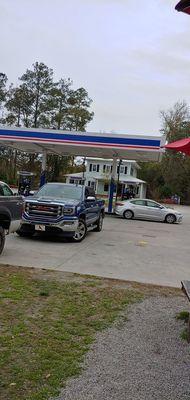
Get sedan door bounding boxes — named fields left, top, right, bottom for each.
left=144, top=200, right=164, bottom=221
left=129, top=200, right=148, bottom=219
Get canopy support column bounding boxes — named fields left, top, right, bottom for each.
left=108, top=156, right=117, bottom=213
left=40, top=150, right=47, bottom=187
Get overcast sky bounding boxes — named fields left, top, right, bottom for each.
left=1, top=0, right=190, bottom=136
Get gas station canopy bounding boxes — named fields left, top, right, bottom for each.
left=0, top=126, right=164, bottom=162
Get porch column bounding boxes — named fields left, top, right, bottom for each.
left=40, top=150, right=47, bottom=187
left=139, top=183, right=144, bottom=198
left=95, top=179, right=98, bottom=194
left=108, top=156, right=117, bottom=213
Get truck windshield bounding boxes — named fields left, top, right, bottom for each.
left=36, top=184, right=83, bottom=201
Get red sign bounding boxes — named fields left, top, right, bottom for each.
left=175, top=0, right=190, bottom=14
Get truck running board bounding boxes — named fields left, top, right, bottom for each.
left=87, top=224, right=97, bottom=232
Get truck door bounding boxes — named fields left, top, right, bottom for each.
left=84, top=187, right=99, bottom=225
left=0, top=183, right=23, bottom=221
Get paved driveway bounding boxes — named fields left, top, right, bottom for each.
left=1, top=205, right=189, bottom=287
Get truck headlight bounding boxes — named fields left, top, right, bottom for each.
left=58, top=206, right=63, bottom=216
left=64, top=207, right=75, bottom=215
left=25, top=202, right=29, bottom=212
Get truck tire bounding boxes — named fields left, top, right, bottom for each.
left=93, top=213, right=104, bottom=232
left=0, top=226, right=5, bottom=255
left=72, top=219, right=87, bottom=242
left=16, top=228, right=34, bottom=238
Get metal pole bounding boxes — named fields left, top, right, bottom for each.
left=82, top=157, right=86, bottom=185
left=40, top=150, right=47, bottom=187
left=108, top=156, right=117, bottom=213
left=115, top=159, right=122, bottom=203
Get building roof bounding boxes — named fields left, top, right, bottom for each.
left=86, top=157, right=138, bottom=161
left=65, top=172, right=146, bottom=184
left=85, top=157, right=140, bottom=166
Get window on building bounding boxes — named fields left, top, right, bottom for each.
left=104, top=183, right=109, bottom=192
left=117, top=165, right=126, bottom=174
left=88, top=181, right=96, bottom=190
left=70, top=178, right=83, bottom=185
left=90, top=164, right=100, bottom=172
left=91, top=182, right=96, bottom=189
left=89, top=163, right=100, bottom=172
left=103, top=165, right=111, bottom=173
left=131, top=167, right=134, bottom=176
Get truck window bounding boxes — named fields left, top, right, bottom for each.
left=2, top=184, right=13, bottom=196
left=85, top=187, right=95, bottom=198
left=36, top=184, right=83, bottom=201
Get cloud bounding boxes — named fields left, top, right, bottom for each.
left=1, top=0, right=190, bottom=136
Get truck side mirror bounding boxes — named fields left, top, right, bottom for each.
left=86, top=196, right=96, bottom=201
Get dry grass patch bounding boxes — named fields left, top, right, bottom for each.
left=0, top=265, right=143, bottom=400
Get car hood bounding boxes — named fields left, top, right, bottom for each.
left=25, top=196, right=80, bottom=207
left=163, top=206, right=181, bottom=214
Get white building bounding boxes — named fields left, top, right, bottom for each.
left=65, top=158, right=147, bottom=198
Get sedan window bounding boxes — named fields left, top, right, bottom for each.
left=146, top=200, right=161, bottom=208
left=130, top=200, right=146, bottom=206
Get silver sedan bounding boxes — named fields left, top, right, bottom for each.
left=114, top=199, right=183, bottom=223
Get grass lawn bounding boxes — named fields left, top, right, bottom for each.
left=0, top=265, right=144, bottom=400
left=0, top=265, right=180, bottom=400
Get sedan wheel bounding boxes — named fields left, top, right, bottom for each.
left=72, top=220, right=87, bottom=242
left=123, top=210, right=133, bottom=220
left=165, top=214, right=176, bottom=224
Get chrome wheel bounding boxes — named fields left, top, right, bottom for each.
left=165, top=214, right=176, bottom=224
left=123, top=210, right=133, bottom=220
left=73, top=220, right=87, bottom=242
left=99, top=214, right=103, bottom=230
left=94, top=213, right=104, bottom=232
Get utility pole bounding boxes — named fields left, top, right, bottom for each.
left=115, top=159, right=122, bottom=203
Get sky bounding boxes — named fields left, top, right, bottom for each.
left=1, top=0, right=190, bottom=136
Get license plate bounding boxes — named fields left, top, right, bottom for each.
left=35, top=224, right=46, bottom=231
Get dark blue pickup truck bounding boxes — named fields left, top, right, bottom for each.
left=17, top=183, right=105, bottom=242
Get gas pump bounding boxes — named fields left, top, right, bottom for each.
left=17, top=171, right=35, bottom=196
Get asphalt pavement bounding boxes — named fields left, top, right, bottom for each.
left=1, top=205, right=189, bottom=287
